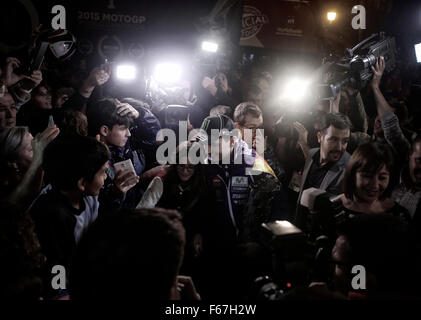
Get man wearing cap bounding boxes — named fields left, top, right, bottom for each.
left=194, top=114, right=288, bottom=297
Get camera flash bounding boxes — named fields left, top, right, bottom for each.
left=116, top=65, right=136, bottom=81
left=327, top=12, right=337, bottom=22
left=201, top=41, right=218, bottom=53
left=415, top=43, right=421, bottom=63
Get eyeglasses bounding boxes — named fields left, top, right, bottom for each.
left=177, top=164, right=196, bottom=171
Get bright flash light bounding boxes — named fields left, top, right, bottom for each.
left=116, top=65, right=136, bottom=80
left=327, top=12, right=337, bottom=21
left=281, top=78, right=310, bottom=103
left=275, top=221, right=295, bottom=228
left=153, top=63, right=182, bottom=84
left=415, top=43, right=421, bottom=63
left=201, top=41, right=218, bottom=53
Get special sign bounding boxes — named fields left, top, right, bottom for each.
left=241, top=5, right=269, bottom=40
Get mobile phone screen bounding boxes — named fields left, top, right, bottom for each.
left=48, top=115, right=55, bottom=127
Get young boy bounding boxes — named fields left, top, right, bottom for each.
left=87, top=98, right=161, bottom=210
left=30, top=135, right=109, bottom=297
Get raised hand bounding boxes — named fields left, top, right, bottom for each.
left=20, top=70, right=43, bottom=91
left=86, top=67, right=110, bottom=87
left=32, top=125, right=60, bottom=165
left=371, top=56, right=385, bottom=89
left=0, top=57, right=25, bottom=87
left=202, top=76, right=217, bottom=96
left=113, top=170, right=139, bottom=194
left=293, top=121, right=308, bottom=144
left=115, top=99, right=139, bottom=119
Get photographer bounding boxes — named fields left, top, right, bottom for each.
left=191, top=72, right=238, bottom=128
left=202, top=72, right=237, bottom=108
left=295, top=113, right=351, bottom=233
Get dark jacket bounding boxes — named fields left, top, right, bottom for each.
left=30, top=189, right=99, bottom=273
left=202, top=139, right=288, bottom=248
left=99, top=110, right=161, bottom=211
left=295, top=148, right=351, bottom=232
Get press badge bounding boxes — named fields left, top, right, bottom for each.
left=231, top=176, right=249, bottom=188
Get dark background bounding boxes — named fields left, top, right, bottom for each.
left=1, top=0, right=421, bottom=72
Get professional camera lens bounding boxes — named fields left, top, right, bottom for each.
left=350, top=54, right=377, bottom=72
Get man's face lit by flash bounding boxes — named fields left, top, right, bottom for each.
left=236, top=113, right=263, bottom=149
left=318, top=125, right=350, bottom=165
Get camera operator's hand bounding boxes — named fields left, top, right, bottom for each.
left=113, top=170, right=139, bottom=194
left=0, top=57, right=26, bottom=87
left=293, top=121, right=308, bottom=144
left=293, top=121, right=310, bottom=159
left=32, top=125, right=60, bottom=166
left=176, top=276, right=201, bottom=301
left=329, top=90, right=341, bottom=113
left=19, top=70, right=43, bottom=91
left=371, top=56, right=385, bottom=89
left=323, top=71, right=334, bottom=84
left=115, top=99, right=139, bottom=119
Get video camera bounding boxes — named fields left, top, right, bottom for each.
left=255, top=221, right=315, bottom=293
left=318, top=32, right=397, bottom=100
left=300, top=188, right=348, bottom=238
left=251, top=189, right=349, bottom=299
left=252, top=219, right=335, bottom=299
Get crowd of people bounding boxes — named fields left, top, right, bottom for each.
left=1, top=37, right=421, bottom=301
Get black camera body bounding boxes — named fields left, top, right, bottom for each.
left=319, top=32, right=397, bottom=100
left=253, top=219, right=337, bottom=300
left=257, top=221, right=316, bottom=290
left=349, top=34, right=397, bottom=88
left=252, top=190, right=350, bottom=300
left=300, top=188, right=348, bottom=238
